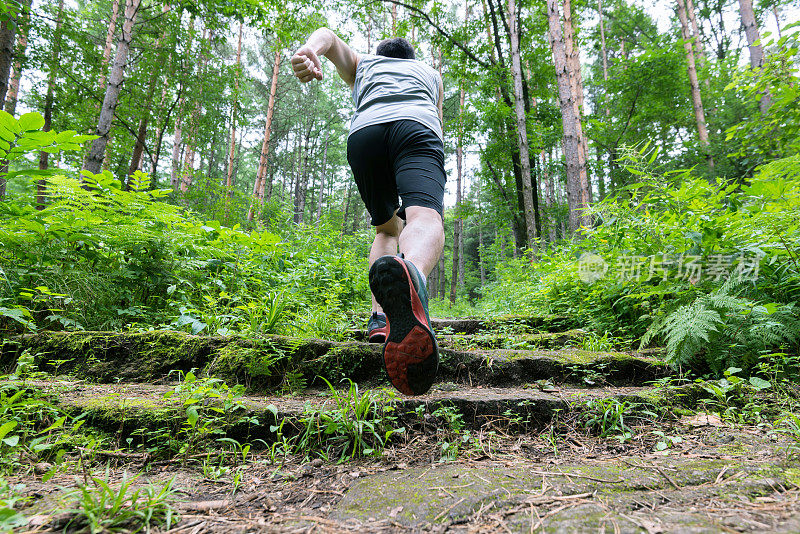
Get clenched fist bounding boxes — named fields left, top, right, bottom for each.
left=291, top=46, right=323, bottom=83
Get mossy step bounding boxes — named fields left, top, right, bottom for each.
left=439, top=347, right=669, bottom=386
left=0, top=331, right=669, bottom=391
left=16, top=379, right=668, bottom=443
left=438, top=329, right=589, bottom=351
left=431, top=315, right=575, bottom=335
left=348, top=315, right=577, bottom=340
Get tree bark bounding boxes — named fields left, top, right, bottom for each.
left=180, top=27, right=211, bottom=193
left=316, top=134, right=329, bottom=220
left=676, top=0, right=714, bottom=170
left=547, top=0, right=591, bottom=233
left=33, top=0, right=64, bottom=207
left=508, top=0, right=538, bottom=252
left=225, top=21, right=243, bottom=203
left=563, top=0, right=591, bottom=203
left=83, top=0, right=142, bottom=174
left=248, top=46, right=282, bottom=221
left=738, top=0, right=771, bottom=113
left=0, top=11, right=17, bottom=105
left=98, top=0, right=121, bottom=93
left=4, top=0, right=31, bottom=115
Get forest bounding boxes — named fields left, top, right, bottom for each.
left=0, top=0, right=799, bottom=530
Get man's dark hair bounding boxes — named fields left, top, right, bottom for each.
left=376, top=38, right=415, bottom=60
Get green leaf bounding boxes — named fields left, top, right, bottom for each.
left=0, top=109, right=19, bottom=134
left=0, top=420, right=18, bottom=440
left=2, top=435, right=20, bottom=447
left=186, top=406, right=199, bottom=427
left=18, top=112, right=45, bottom=132
left=749, top=377, right=771, bottom=390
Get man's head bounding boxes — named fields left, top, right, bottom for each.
left=376, top=38, right=415, bottom=60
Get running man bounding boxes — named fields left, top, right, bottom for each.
left=291, top=28, right=445, bottom=396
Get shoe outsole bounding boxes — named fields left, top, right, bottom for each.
left=369, top=256, right=438, bottom=396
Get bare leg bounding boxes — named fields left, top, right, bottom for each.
left=398, top=206, right=444, bottom=278
left=369, top=214, right=403, bottom=312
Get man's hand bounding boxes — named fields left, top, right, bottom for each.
left=291, top=46, right=323, bottom=83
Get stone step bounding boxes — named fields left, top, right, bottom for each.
left=0, top=331, right=670, bottom=391
left=17, top=379, right=669, bottom=446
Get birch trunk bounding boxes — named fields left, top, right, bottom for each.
left=0, top=11, right=17, bottom=105
left=180, top=27, right=211, bottom=193
left=83, top=0, right=142, bottom=174
left=98, top=0, right=121, bottom=92
left=316, top=135, right=329, bottom=220
left=547, top=0, right=591, bottom=233
left=248, top=46, right=282, bottom=221
left=450, top=2, right=469, bottom=304
left=508, top=0, right=537, bottom=251
left=676, top=0, right=714, bottom=170
left=4, top=0, right=31, bottom=115
left=738, top=0, right=771, bottom=113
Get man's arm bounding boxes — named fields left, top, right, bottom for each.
left=291, top=28, right=359, bottom=87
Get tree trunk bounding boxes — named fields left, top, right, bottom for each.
left=598, top=0, right=610, bottom=118
left=170, top=109, right=183, bottom=190
left=676, top=0, right=714, bottom=170
left=180, top=27, right=211, bottom=193
left=83, top=0, right=142, bottom=174
left=563, top=0, right=591, bottom=203
left=33, top=0, right=64, bottom=207
left=547, top=0, right=591, bottom=233
left=225, top=21, right=243, bottom=204
left=126, top=4, right=170, bottom=187
left=508, top=0, right=537, bottom=252
left=98, top=0, right=121, bottom=93
left=0, top=13, right=17, bottom=105
left=248, top=46, right=282, bottom=220
left=316, top=135, right=329, bottom=220
left=4, top=0, right=31, bottom=115
left=738, top=0, right=771, bottom=113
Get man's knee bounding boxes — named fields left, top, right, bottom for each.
left=405, top=206, right=443, bottom=230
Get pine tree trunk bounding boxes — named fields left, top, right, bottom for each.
left=738, top=0, right=771, bottom=113
left=4, top=0, right=31, bottom=115
left=508, top=0, right=537, bottom=252
left=676, top=0, right=714, bottom=170
left=126, top=5, right=170, bottom=187
left=83, top=0, right=142, bottom=174
left=316, top=135, right=329, bottom=220
left=547, top=0, right=591, bottom=233
left=248, top=46, right=282, bottom=221
left=170, top=109, right=183, bottom=190
left=225, top=22, right=243, bottom=204
left=180, top=27, right=211, bottom=193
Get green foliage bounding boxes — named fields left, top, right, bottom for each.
left=480, top=148, right=800, bottom=375
left=0, top=478, right=28, bottom=532
left=66, top=472, right=178, bottom=534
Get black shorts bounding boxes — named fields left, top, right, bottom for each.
left=347, top=120, right=446, bottom=226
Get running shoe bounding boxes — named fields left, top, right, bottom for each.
left=367, top=312, right=388, bottom=343
left=368, top=255, right=438, bottom=395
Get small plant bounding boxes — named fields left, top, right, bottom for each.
left=0, top=478, right=28, bottom=531
left=651, top=430, right=683, bottom=453
left=581, top=331, right=615, bottom=352
left=581, top=398, right=638, bottom=441
left=291, top=379, right=403, bottom=461
left=66, top=472, right=178, bottom=533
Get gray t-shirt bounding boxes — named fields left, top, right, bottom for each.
left=349, top=54, right=443, bottom=141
